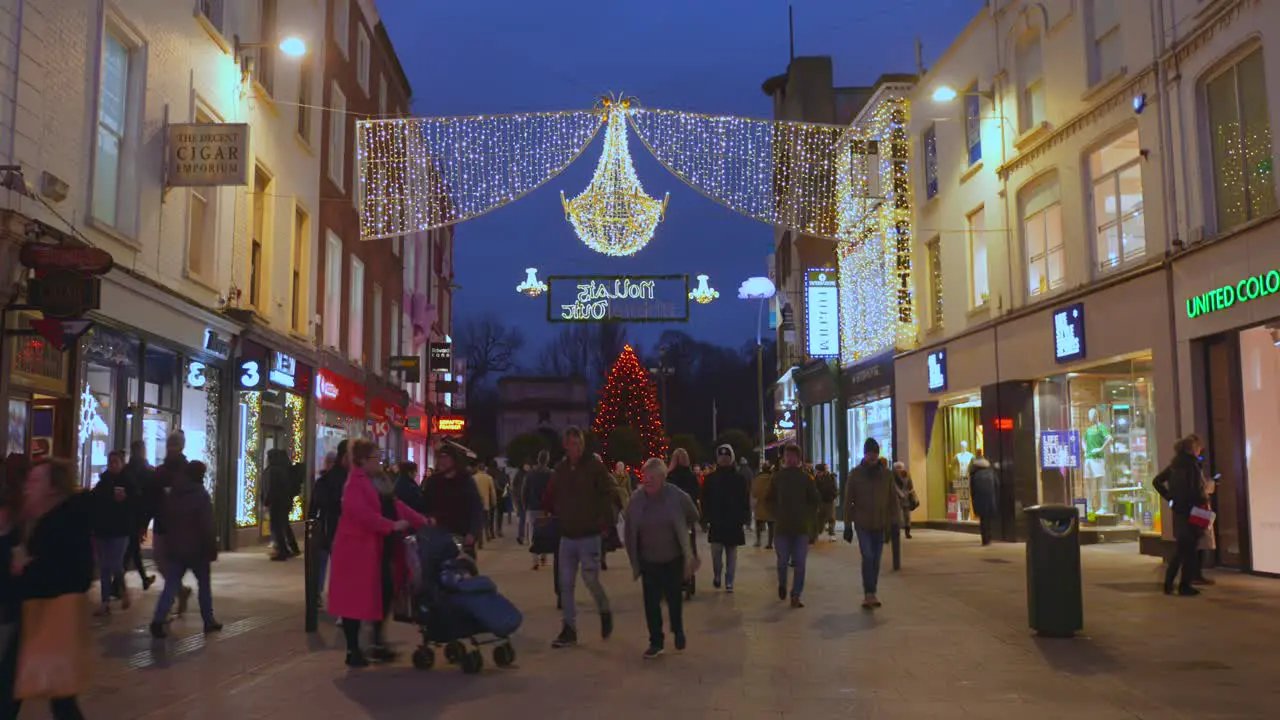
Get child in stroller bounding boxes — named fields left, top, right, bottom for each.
left=401, top=525, right=522, bottom=673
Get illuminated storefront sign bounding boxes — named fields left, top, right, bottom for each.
left=1185, top=269, right=1280, bottom=319
left=927, top=349, right=947, bottom=393
left=1053, top=303, right=1086, bottom=363
left=314, top=369, right=367, bottom=417
left=547, top=275, right=689, bottom=322
left=270, top=352, right=298, bottom=388
left=433, top=415, right=467, bottom=435
left=804, top=268, right=839, bottom=359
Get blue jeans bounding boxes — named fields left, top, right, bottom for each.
left=558, top=535, right=610, bottom=628
left=517, top=508, right=528, bottom=542
left=774, top=534, right=809, bottom=598
left=856, top=527, right=886, bottom=594
left=316, top=549, right=331, bottom=596
left=96, top=536, right=129, bottom=605
left=710, top=543, right=737, bottom=585
left=153, top=559, right=214, bottom=625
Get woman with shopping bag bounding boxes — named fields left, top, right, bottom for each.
left=7, top=458, right=94, bottom=719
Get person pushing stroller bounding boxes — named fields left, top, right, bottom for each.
left=420, top=445, right=486, bottom=560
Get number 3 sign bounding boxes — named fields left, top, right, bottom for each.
left=239, top=360, right=263, bottom=390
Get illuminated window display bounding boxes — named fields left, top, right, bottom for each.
left=1035, top=355, right=1157, bottom=533
left=234, top=345, right=311, bottom=528
left=180, top=361, right=220, bottom=496
left=847, top=397, right=893, bottom=470
left=924, top=393, right=983, bottom=522
left=77, top=329, right=139, bottom=488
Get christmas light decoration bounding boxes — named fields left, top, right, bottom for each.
left=238, top=391, right=261, bottom=528
left=78, top=383, right=109, bottom=447
left=358, top=110, right=605, bottom=241
left=201, top=370, right=221, bottom=497
left=836, top=93, right=918, bottom=362
left=562, top=99, right=668, bottom=256
left=591, top=345, right=668, bottom=472
left=516, top=267, right=548, bottom=297
left=286, top=393, right=306, bottom=522
left=628, top=108, right=855, bottom=239
left=688, top=274, right=719, bottom=304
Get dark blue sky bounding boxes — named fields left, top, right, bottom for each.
left=377, top=0, right=982, bottom=354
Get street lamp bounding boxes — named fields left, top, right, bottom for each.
left=930, top=84, right=995, bottom=103
left=739, top=276, right=776, bottom=468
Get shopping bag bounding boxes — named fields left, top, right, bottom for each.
left=15, top=594, right=92, bottom=700
left=529, top=517, right=559, bottom=555
left=1189, top=505, right=1215, bottom=529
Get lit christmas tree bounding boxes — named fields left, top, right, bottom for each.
left=592, top=345, right=669, bottom=470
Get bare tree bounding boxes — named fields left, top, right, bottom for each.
left=455, top=314, right=525, bottom=394
left=536, top=321, right=628, bottom=383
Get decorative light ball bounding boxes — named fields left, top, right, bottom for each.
left=688, top=274, right=719, bottom=304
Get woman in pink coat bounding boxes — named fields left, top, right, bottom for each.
left=327, top=438, right=427, bottom=667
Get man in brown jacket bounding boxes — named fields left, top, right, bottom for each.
left=543, top=427, right=616, bottom=648
left=844, top=437, right=899, bottom=609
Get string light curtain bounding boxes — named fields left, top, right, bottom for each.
left=358, top=110, right=605, bottom=241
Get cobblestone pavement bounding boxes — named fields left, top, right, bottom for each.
left=33, top=528, right=1280, bottom=719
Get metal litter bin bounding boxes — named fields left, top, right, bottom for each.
left=1024, top=504, right=1082, bottom=638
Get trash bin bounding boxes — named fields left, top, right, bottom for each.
left=1024, top=504, right=1082, bottom=638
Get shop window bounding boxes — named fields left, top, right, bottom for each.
left=847, top=397, right=893, bottom=472
left=1034, top=356, right=1157, bottom=534
left=181, top=361, right=220, bottom=495
left=1238, top=326, right=1280, bottom=573
left=1087, top=0, right=1122, bottom=86
left=140, top=345, right=181, bottom=470
left=1204, top=46, right=1276, bottom=234
left=78, top=329, right=140, bottom=488
left=1089, top=128, right=1145, bottom=273
left=922, top=124, right=938, bottom=199
left=1020, top=174, right=1065, bottom=297
left=324, top=232, right=343, bottom=349
left=925, top=393, right=983, bottom=522
left=1016, top=30, right=1045, bottom=132
left=966, top=206, right=988, bottom=307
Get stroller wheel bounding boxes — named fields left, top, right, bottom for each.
left=493, top=643, right=516, bottom=668
left=412, top=647, right=435, bottom=671
left=461, top=650, right=484, bottom=674
left=444, top=640, right=467, bottom=664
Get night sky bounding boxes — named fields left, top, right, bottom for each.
left=377, top=0, right=983, bottom=354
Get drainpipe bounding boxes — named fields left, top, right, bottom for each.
left=1153, top=0, right=1183, bottom=439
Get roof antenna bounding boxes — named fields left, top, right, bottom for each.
left=915, top=36, right=925, bottom=75
left=788, top=3, right=795, bottom=62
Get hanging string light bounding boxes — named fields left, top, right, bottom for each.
left=688, top=274, right=719, bottom=304
left=561, top=99, right=669, bottom=257
left=516, top=267, right=548, bottom=297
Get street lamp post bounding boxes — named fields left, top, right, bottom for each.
left=739, top=277, right=776, bottom=469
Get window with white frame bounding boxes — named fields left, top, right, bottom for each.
left=372, top=284, right=383, bottom=374
left=198, top=0, right=225, bottom=34
left=324, top=232, right=343, bottom=349
left=1205, top=47, right=1276, bottom=233
left=186, top=106, right=219, bottom=285
left=927, top=238, right=943, bottom=329
left=332, top=0, right=349, bottom=58
left=1021, top=175, right=1065, bottom=297
left=356, top=26, right=371, bottom=94
left=328, top=82, right=346, bottom=189
left=379, top=75, right=387, bottom=117
left=92, top=22, right=143, bottom=234
left=964, top=86, right=982, bottom=165
left=1090, top=129, right=1145, bottom=273
left=349, top=257, right=365, bottom=363
left=1016, top=31, right=1045, bottom=132
left=1088, top=0, right=1122, bottom=86
left=967, top=206, right=989, bottom=307
left=923, top=124, right=939, bottom=199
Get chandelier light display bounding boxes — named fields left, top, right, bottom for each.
left=355, top=97, right=872, bottom=244
left=516, top=267, right=548, bottom=297
left=688, top=274, right=719, bottom=304
left=561, top=98, right=669, bottom=257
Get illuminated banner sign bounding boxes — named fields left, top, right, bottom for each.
left=547, top=275, right=689, bottom=323
left=927, top=349, right=947, bottom=393
left=1053, top=303, right=1086, bottom=363
left=1185, top=269, right=1280, bottom=319
left=804, top=268, right=839, bottom=359
left=314, top=369, right=367, bottom=418
left=433, top=415, right=467, bottom=435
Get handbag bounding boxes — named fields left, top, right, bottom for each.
left=15, top=594, right=92, bottom=700
left=529, top=516, right=559, bottom=555
left=1189, top=505, right=1215, bottom=529
left=907, top=491, right=921, bottom=512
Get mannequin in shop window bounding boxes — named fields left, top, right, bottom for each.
left=1084, top=408, right=1113, bottom=510
left=955, top=441, right=974, bottom=520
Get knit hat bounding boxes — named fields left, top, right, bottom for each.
left=716, top=444, right=735, bottom=462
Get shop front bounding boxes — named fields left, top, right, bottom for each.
left=1174, top=223, right=1280, bottom=575
left=769, top=367, right=800, bottom=460
left=7, top=314, right=77, bottom=460
left=897, top=269, right=1174, bottom=545
left=369, top=395, right=407, bottom=464
left=231, top=340, right=313, bottom=547
left=404, top=405, right=431, bottom=468
left=794, top=359, right=841, bottom=472
left=843, top=350, right=896, bottom=473
left=314, top=367, right=368, bottom=472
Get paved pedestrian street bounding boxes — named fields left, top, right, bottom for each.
left=56, top=530, right=1280, bottom=719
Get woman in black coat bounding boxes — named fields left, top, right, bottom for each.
left=1153, top=434, right=1208, bottom=596
left=700, top=446, right=752, bottom=591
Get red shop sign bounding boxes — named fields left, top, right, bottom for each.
left=369, top=397, right=405, bottom=426
left=314, top=369, right=367, bottom=418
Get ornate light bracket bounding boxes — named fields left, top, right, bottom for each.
left=688, top=274, right=719, bottom=304
left=516, top=267, right=548, bottom=297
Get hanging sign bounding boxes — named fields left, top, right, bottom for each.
left=1053, top=303, right=1086, bottom=363
left=428, top=343, right=452, bottom=373
left=19, top=243, right=114, bottom=274
left=165, top=122, right=251, bottom=187
left=390, top=355, right=422, bottom=383
left=804, top=269, right=839, bottom=359
left=26, top=271, right=101, bottom=319
left=547, top=275, right=690, bottom=323
left=29, top=318, right=92, bottom=352
left=433, top=415, right=467, bottom=436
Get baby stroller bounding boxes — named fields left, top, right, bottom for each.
left=400, top=526, right=523, bottom=673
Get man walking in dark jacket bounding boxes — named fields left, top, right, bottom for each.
left=152, top=433, right=192, bottom=613
left=545, top=427, right=615, bottom=648
left=768, top=444, right=820, bottom=608
left=522, top=452, right=553, bottom=569
left=394, top=462, right=423, bottom=513
left=969, top=450, right=999, bottom=546
left=264, top=449, right=296, bottom=560
left=124, top=441, right=156, bottom=591
left=1154, top=434, right=1208, bottom=596
left=92, top=450, right=138, bottom=615
left=420, top=445, right=485, bottom=558
left=150, top=461, right=221, bottom=638
left=309, top=440, right=348, bottom=599
left=701, top=445, right=751, bottom=592
left=844, top=438, right=899, bottom=609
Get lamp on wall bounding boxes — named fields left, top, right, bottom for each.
left=233, top=33, right=308, bottom=84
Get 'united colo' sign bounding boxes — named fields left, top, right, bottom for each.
left=1185, top=269, right=1280, bottom=319
left=546, top=275, right=689, bottom=323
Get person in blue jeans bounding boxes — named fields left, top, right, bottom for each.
left=843, top=437, right=899, bottom=609
left=767, top=444, right=820, bottom=608
left=149, top=461, right=222, bottom=638
left=91, top=450, right=139, bottom=616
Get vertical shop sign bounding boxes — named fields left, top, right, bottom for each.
left=1052, top=303, right=1086, bottom=363
left=804, top=268, right=839, bottom=359
left=927, top=349, right=947, bottom=393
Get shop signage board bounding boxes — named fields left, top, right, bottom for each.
left=547, top=275, right=690, bottom=323
left=19, top=244, right=114, bottom=274
left=26, top=271, right=101, bottom=319
left=390, top=355, right=421, bottom=383
left=844, top=350, right=895, bottom=399
left=1040, top=430, right=1081, bottom=469
left=1184, top=269, right=1280, bottom=319
left=927, top=349, right=947, bottom=393
left=433, top=415, right=467, bottom=436
left=270, top=352, right=298, bottom=389
left=804, top=268, right=839, bottom=359
left=186, top=360, right=208, bottom=389
left=165, top=122, right=250, bottom=187
left=1053, top=303, right=1086, bottom=363
left=203, top=329, right=231, bottom=359
left=428, top=343, right=452, bottom=372
left=314, top=369, right=368, bottom=417
left=237, top=357, right=265, bottom=390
